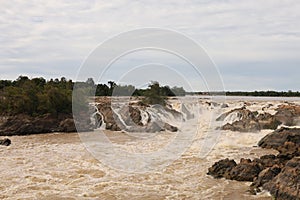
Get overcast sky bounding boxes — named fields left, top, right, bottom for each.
left=0, top=0, right=299, bottom=91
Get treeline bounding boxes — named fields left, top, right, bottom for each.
left=191, top=91, right=300, bottom=97
left=0, top=76, right=186, bottom=116
left=0, top=76, right=73, bottom=116
left=225, top=91, right=300, bottom=97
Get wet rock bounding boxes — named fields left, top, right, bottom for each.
left=207, top=158, right=237, bottom=179
left=163, top=123, right=178, bottom=132
left=258, top=127, right=300, bottom=151
left=257, top=113, right=281, bottom=130
left=222, top=119, right=261, bottom=132
left=263, top=157, right=300, bottom=200
left=217, top=108, right=261, bottom=132
left=226, top=158, right=263, bottom=182
left=251, top=165, right=281, bottom=189
left=221, top=103, right=229, bottom=108
left=274, top=104, right=300, bottom=126
left=0, top=138, right=11, bottom=146
left=0, top=114, right=90, bottom=136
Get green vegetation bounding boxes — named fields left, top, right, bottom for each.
left=142, top=81, right=167, bottom=106
left=0, top=76, right=73, bottom=116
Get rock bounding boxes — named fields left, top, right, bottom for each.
left=217, top=108, right=261, bottom=132
left=59, top=118, right=76, bottom=132
left=226, top=158, right=263, bottom=182
left=258, top=127, right=300, bottom=151
left=216, top=107, right=255, bottom=121
left=274, top=104, right=300, bottom=126
left=0, top=138, right=11, bottom=146
left=221, top=103, right=229, bottom=108
left=251, top=165, right=281, bottom=189
left=222, top=119, right=261, bottom=132
left=257, top=113, right=281, bottom=130
left=217, top=104, right=300, bottom=132
left=163, top=123, right=178, bottom=132
left=207, top=158, right=237, bottom=179
left=263, top=157, right=300, bottom=200
left=95, top=100, right=181, bottom=133
left=0, top=112, right=93, bottom=136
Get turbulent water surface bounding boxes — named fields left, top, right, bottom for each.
left=1, top=97, right=299, bottom=200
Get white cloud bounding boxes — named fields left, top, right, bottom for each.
left=0, top=0, right=299, bottom=90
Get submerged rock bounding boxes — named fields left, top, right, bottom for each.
left=0, top=138, right=11, bottom=146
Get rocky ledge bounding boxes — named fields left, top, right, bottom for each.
left=208, top=127, right=300, bottom=200
left=91, top=100, right=181, bottom=133
left=0, top=113, right=91, bottom=136
left=217, top=103, right=300, bottom=132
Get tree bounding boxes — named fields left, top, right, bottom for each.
left=143, top=81, right=166, bottom=106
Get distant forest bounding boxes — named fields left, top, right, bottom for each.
left=0, top=76, right=299, bottom=116
left=190, top=91, right=300, bottom=97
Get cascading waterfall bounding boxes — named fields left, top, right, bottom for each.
left=89, top=99, right=202, bottom=132
left=90, top=103, right=106, bottom=130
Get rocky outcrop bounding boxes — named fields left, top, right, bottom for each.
left=94, top=100, right=180, bottom=133
left=258, top=127, right=300, bottom=153
left=217, top=108, right=261, bottom=132
left=208, top=127, right=300, bottom=198
left=207, top=158, right=237, bottom=179
left=256, top=113, right=281, bottom=130
left=263, top=157, right=300, bottom=200
left=0, top=138, right=11, bottom=146
left=0, top=114, right=90, bottom=136
left=226, top=158, right=263, bottom=182
left=217, top=104, right=300, bottom=132
left=275, top=104, right=300, bottom=126
left=251, top=165, right=281, bottom=190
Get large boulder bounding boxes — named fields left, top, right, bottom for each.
left=258, top=127, right=300, bottom=151
left=226, top=158, right=263, bottom=182
left=217, top=108, right=261, bottom=132
left=207, top=158, right=237, bottom=179
left=274, top=104, right=300, bottom=126
left=256, top=113, right=281, bottom=130
left=221, top=119, right=261, bottom=132
left=264, top=157, right=300, bottom=200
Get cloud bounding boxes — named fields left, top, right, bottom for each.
left=0, top=0, right=299, bottom=90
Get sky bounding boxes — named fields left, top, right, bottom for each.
left=0, top=0, right=299, bottom=91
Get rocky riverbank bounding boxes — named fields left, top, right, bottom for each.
left=209, top=108, right=300, bottom=200
left=0, top=114, right=78, bottom=136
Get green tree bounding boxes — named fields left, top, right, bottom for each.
left=143, top=81, right=166, bottom=106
